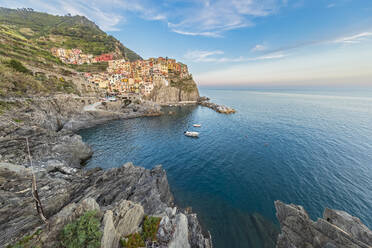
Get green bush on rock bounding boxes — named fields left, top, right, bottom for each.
left=6, top=229, right=42, bottom=248
left=59, top=210, right=102, bottom=248
left=120, top=233, right=145, bottom=248
left=120, top=215, right=162, bottom=248
left=142, top=216, right=161, bottom=242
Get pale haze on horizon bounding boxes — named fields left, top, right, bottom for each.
left=1, top=0, right=371, bottom=87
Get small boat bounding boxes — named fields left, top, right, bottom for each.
left=193, top=124, right=201, bottom=127
left=184, top=131, right=199, bottom=137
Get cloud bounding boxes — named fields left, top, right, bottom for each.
left=253, top=30, right=372, bottom=57
left=58, top=1, right=123, bottom=31
left=166, top=0, right=286, bottom=37
left=327, top=3, right=336, bottom=8
left=195, top=42, right=372, bottom=86
left=333, top=32, right=372, bottom=44
left=184, top=50, right=225, bottom=62
left=0, top=0, right=168, bottom=31
left=255, top=53, right=286, bottom=60
left=0, top=0, right=127, bottom=31
left=0, top=0, right=287, bottom=36
left=184, top=49, right=287, bottom=63
left=251, top=44, right=267, bottom=52
left=171, top=29, right=222, bottom=38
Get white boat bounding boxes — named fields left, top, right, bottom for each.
left=184, top=131, right=199, bottom=137
left=193, top=124, right=201, bottom=127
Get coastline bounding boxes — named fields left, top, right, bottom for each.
left=1, top=94, right=371, bottom=248
left=0, top=95, right=212, bottom=247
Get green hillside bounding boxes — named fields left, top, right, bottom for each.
left=0, top=7, right=142, bottom=61
left=0, top=7, right=142, bottom=97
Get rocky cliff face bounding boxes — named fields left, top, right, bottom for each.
left=275, top=200, right=372, bottom=248
left=0, top=161, right=212, bottom=247
left=0, top=95, right=212, bottom=247
left=148, top=76, right=200, bottom=104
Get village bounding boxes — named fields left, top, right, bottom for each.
left=51, top=48, right=190, bottom=98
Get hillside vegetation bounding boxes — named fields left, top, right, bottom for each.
left=0, top=7, right=142, bottom=61
left=0, top=7, right=142, bottom=97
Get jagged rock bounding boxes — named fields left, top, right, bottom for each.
left=0, top=95, right=211, bottom=248
left=101, top=210, right=120, bottom=248
left=40, top=197, right=101, bottom=248
left=158, top=215, right=174, bottom=244
left=275, top=200, right=372, bottom=248
left=0, top=125, right=92, bottom=168
left=75, top=163, right=174, bottom=215
left=187, top=213, right=212, bottom=248
left=158, top=207, right=178, bottom=245
left=168, top=213, right=190, bottom=248
left=323, top=208, right=372, bottom=245
left=113, top=200, right=144, bottom=237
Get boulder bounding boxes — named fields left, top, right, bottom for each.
left=101, top=210, right=119, bottom=248
left=168, top=213, right=190, bottom=248
left=275, top=200, right=372, bottom=248
left=113, top=200, right=144, bottom=237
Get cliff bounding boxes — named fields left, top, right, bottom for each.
left=0, top=96, right=212, bottom=248
left=275, top=200, right=372, bottom=248
left=148, top=75, right=200, bottom=104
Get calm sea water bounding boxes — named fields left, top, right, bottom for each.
left=79, top=89, right=372, bottom=248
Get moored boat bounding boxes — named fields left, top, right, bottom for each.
left=184, top=131, right=199, bottom=137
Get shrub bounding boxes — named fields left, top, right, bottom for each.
left=120, top=233, right=145, bottom=248
left=142, top=216, right=161, bottom=242
left=6, top=229, right=42, bottom=248
left=59, top=210, right=102, bottom=248
left=7, top=59, right=31, bottom=74
left=119, top=215, right=161, bottom=248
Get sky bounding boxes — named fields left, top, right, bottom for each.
left=1, top=0, right=372, bottom=87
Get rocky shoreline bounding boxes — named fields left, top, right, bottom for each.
left=1, top=94, right=371, bottom=248
left=0, top=95, right=212, bottom=247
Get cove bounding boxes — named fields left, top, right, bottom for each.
left=79, top=89, right=372, bottom=248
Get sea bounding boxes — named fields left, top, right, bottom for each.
left=79, top=88, right=372, bottom=248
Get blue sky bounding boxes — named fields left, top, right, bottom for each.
left=1, top=0, right=372, bottom=87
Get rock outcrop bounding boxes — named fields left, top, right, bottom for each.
left=0, top=160, right=212, bottom=247
left=197, top=97, right=236, bottom=114
left=0, top=94, right=211, bottom=247
left=275, top=200, right=372, bottom=248
left=148, top=76, right=200, bottom=104
left=0, top=95, right=161, bottom=168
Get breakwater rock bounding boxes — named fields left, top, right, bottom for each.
left=275, top=200, right=372, bottom=248
left=198, top=97, right=236, bottom=114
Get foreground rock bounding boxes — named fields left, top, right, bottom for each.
left=198, top=97, right=236, bottom=114
left=275, top=200, right=372, bottom=248
left=0, top=94, right=211, bottom=247
left=0, top=162, right=212, bottom=247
